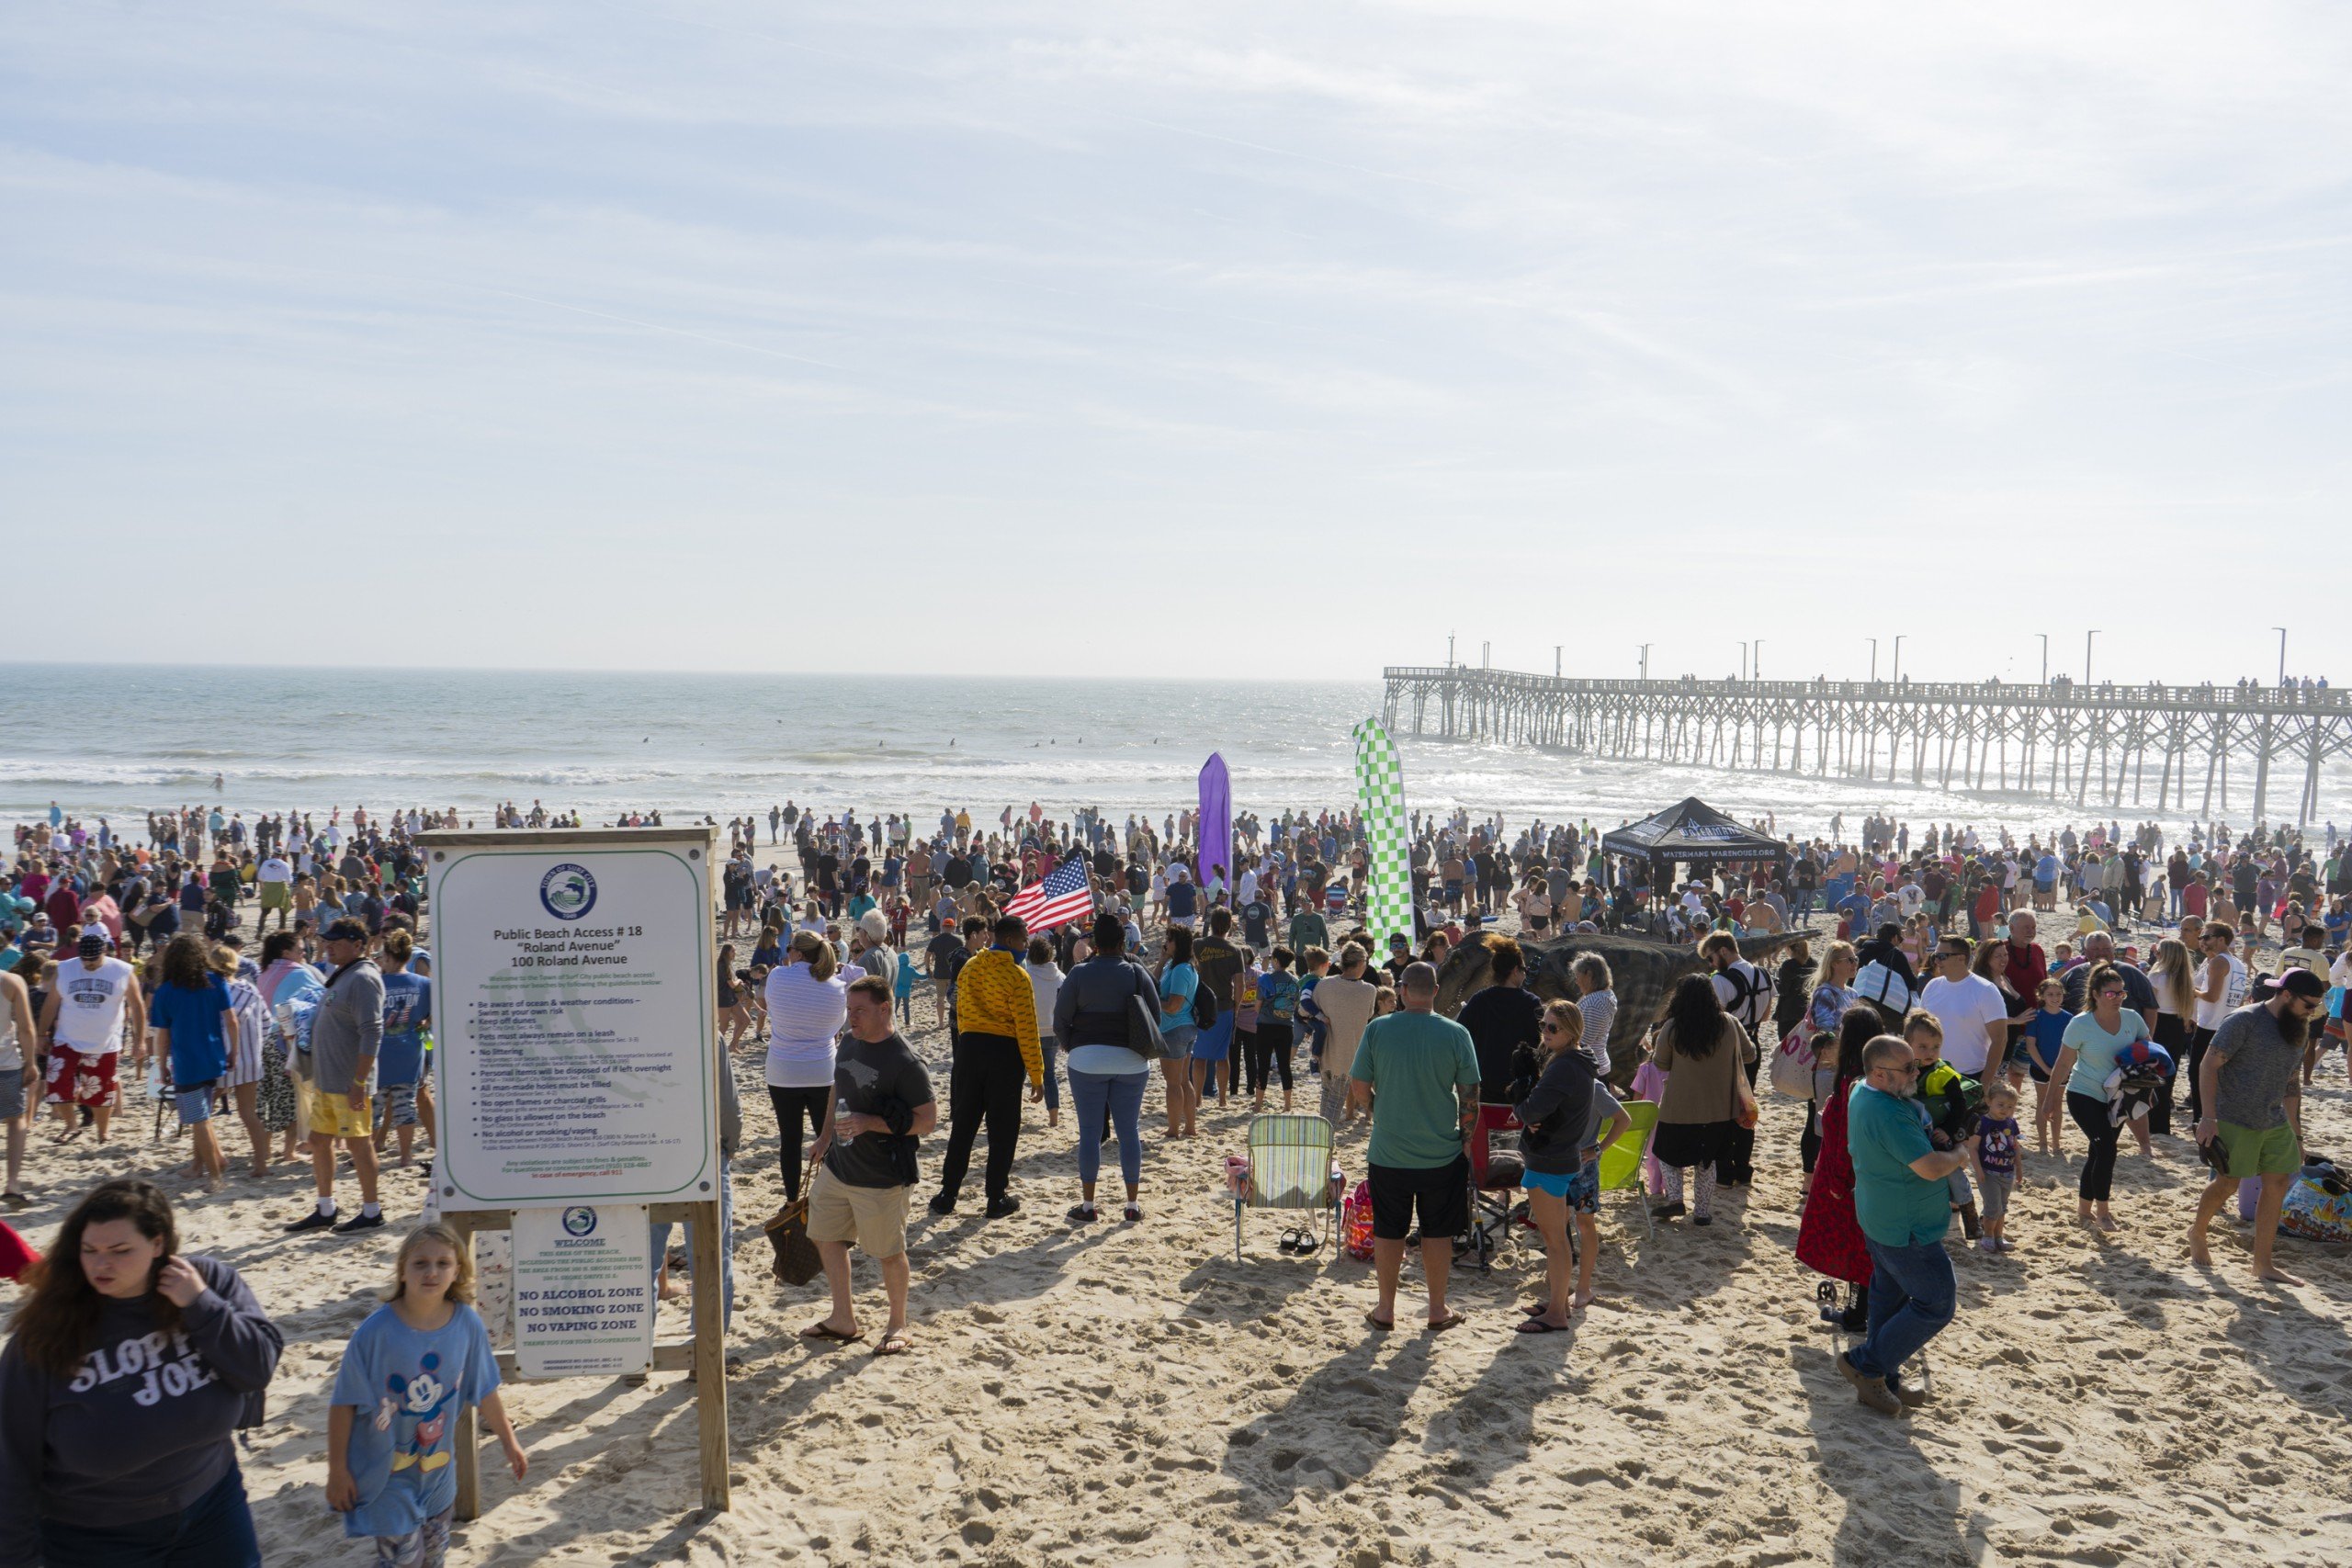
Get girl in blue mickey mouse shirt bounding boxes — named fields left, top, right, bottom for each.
left=327, top=1223, right=526, bottom=1566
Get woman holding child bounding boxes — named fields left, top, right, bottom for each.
left=2041, top=961, right=2149, bottom=1233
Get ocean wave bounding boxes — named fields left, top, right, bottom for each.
left=6, top=666, right=2347, bottom=836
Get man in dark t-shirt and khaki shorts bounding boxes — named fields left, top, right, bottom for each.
left=803, top=975, right=936, bottom=1355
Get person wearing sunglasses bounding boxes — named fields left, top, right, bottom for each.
left=2040, top=962, right=2153, bottom=1233
left=2189, top=968, right=2324, bottom=1285
left=1835, top=1034, right=1975, bottom=1417
left=1510, top=1000, right=1617, bottom=1331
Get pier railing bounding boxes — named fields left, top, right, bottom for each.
left=1380, top=667, right=2350, bottom=825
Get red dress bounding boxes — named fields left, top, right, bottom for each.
left=1794, top=1074, right=1872, bottom=1287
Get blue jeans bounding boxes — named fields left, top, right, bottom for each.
left=650, top=1164, right=736, bottom=1334
left=1849, top=1236, right=1956, bottom=1382
left=1069, top=1068, right=1146, bottom=1190
left=1040, top=1035, right=1061, bottom=1112
left=1792, top=888, right=1815, bottom=923
left=40, top=1462, right=260, bottom=1567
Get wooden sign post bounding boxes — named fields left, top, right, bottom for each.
left=420, top=826, right=729, bottom=1517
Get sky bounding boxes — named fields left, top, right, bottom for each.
left=4, top=2, right=2348, bottom=684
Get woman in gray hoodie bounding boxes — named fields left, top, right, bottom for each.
left=0, top=1178, right=284, bottom=1565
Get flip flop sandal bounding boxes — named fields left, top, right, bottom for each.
left=1514, top=1316, right=1570, bottom=1334
left=1427, top=1312, right=1468, bottom=1333
left=798, top=1323, right=864, bottom=1344
left=872, top=1331, right=912, bottom=1357
left=1363, top=1311, right=1395, bottom=1332
left=1278, top=1231, right=1300, bottom=1255
left=1520, top=1302, right=1551, bottom=1317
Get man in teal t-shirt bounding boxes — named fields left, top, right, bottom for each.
left=1835, top=1034, right=1974, bottom=1417
left=1348, top=962, right=1480, bottom=1331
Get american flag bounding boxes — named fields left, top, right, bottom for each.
left=1003, top=852, right=1094, bottom=932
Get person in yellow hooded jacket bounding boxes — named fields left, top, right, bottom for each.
left=931, top=914, right=1044, bottom=1219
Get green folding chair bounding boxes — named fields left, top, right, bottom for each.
left=1234, top=1113, right=1340, bottom=1260
left=1593, top=1099, right=1660, bottom=1251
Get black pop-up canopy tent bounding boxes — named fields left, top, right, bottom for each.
left=1600, top=796, right=1790, bottom=888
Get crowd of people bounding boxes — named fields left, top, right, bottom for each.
left=0, top=788, right=2344, bottom=1562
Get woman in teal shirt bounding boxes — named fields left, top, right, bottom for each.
left=2041, top=961, right=2148, bottom=1231
left=1156, top=928, right=1200, bottom=1138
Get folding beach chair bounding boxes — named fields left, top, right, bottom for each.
left=1233, top=1113, right=1340, bottom=1261
left=1458, top=1108, right=1527, bottom=1273
left=1593, top=1100, right=1660, bottom=1251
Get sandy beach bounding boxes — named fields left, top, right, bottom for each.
left=6, top=900, right=2347, bottom=1568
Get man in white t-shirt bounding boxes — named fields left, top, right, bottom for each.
left=37, top=929, right=144, bottom=1142
left=1917, top=936, right=2011, bottom=1077
left=255, top=852, right=295, bottom=935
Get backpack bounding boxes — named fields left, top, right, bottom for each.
left=1720, top=960, right=1775, bottom=1032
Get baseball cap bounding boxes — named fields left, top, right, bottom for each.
left=2259, top=968, right=2326, bottom=1000
left=78, top=929, right=108, bottom=956
left=322, top=917, right=368, bottom=942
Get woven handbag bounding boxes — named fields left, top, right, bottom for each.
left=765, top=1155, right=825, bottom=1286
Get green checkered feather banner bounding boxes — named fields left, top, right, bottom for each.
left=1351, top=716, right=1413, bottom=948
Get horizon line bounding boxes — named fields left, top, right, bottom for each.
left=0, top=660, right=1385, bottom=686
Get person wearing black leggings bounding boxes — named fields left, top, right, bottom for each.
left=763, top=931, right=851, bottom=1204
left=2042, top=961, right=2146, bottom=1234
left=769, top=1085, right=831, bottom=1201
left=1246, top=1021, right=1294, bottom=1108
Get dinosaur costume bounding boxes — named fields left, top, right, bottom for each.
left=1436, top=929, right=1799, bottom=1089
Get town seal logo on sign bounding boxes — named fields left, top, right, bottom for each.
left=539, top=863, right=597, bottom=920
left=562, top=1206, right=598, bottom=1237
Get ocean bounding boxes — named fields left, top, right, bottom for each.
left=6, top=664, right=2347, bottom=841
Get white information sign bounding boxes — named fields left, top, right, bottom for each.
left=511, top=1202, right=655, bottom=1379
left=427, top=834, right=716, bottom=1211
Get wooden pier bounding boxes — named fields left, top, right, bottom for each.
left=1381, top=667, right=2352, bottom=826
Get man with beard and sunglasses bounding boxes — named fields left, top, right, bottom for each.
left=2188, top=968, right=2324, bottom=1286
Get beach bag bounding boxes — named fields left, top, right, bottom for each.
left=764, top=1156, right=824, bottom=1286
left=2278, top=1175, right=2352, bottom=1243
left=1340, top=1179, right=1375, bottom=1261
left=1769, top=1031, right=1819, bottom=1100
